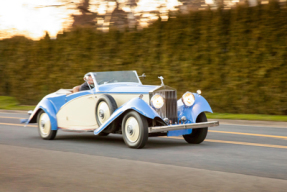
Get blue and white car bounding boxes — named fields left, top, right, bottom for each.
left=25, top=71, right=219, bottom=148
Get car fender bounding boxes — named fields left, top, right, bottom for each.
left=94, top=97, right=161, bottom=135
left=177, top=93, right=213, bottom=123
left=26, top=97, right=58, bottom=130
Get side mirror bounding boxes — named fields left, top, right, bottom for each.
left=139, top=73, right=146, bottom=79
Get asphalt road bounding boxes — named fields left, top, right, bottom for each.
left=0, top=111, right=287, bottom=192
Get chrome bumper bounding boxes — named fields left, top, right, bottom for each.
left=148, top=121, right=219, bottom=133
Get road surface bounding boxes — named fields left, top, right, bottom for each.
left=0, top=111, right=286, bottom=191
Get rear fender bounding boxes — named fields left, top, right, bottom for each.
left=94, top=97, right=162, bottom=135
left=26, top=97, right=58, bottom=130
left=177, top=93, right=212, bottom=123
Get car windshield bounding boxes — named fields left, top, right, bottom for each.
left=93, top=71, right=140, bottom=85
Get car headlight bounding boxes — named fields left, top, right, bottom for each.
left=151, top=94, right=164, bottom=109
left=182, top=92, right=195, bottom=107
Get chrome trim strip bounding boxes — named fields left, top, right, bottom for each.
left=148, top=121, right=219, bottom=133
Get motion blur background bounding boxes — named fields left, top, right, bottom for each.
left=0, top=0, right=286, bottom=115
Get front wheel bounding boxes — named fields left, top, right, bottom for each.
left=122, top=111, right=148, bottom=149
left=37, top=110, right=57, bottom=140
left=183, top=112, right=208, bottom=144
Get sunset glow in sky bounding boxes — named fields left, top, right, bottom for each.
left=5, top=0, right=257, bottom=40
left=0, top=0, right=83, bottom=40
left=0, top=0, right=185, bottom=40
left=0, top=0, right=272, bottom=40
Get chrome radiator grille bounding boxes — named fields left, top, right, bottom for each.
left=150, top=90, right=177, bottom=123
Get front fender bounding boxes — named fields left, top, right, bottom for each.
left=26, top=97, right=58, bottom=130
left=177, top=93, right=213, bottom=123
left=94, top=97, right=161, bottom=135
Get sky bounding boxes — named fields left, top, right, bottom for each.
left=0, top=0, right=186, bottom=40
left=0, top=0, right=265, bottom=40
left=0, top=0, right=81, bottom=40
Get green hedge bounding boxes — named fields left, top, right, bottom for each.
left=0, top=1, right=287, bottom=115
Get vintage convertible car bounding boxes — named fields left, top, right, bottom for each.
left=24, top=71, right=219, bottom=148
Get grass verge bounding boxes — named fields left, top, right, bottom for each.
left=0, top=96, right=35, bottom=111
left=206, top=113, right=287, bottom=122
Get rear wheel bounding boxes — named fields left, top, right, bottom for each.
left=183, top=112, right=208, bottom=144
left=37, top=110, right=57, bottom=140
left=122, top=111, right=148, bottom=149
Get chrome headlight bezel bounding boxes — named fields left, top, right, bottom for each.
left=151, top=94, right=164, bottom=109
left=182, top=91, right=195, bottom=107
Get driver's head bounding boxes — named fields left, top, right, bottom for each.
left=84, top=74, right=94, bottom=85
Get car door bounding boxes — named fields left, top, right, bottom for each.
left=56, top=90, right=99, bottom=131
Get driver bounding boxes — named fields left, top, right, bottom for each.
left=72, top=74, right=94, bottom=93
left=79, top=74, right=94, bottom=91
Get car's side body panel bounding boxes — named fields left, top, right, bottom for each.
left=57, top=94, right=98, bottom=130
left=27, top=90, right=91, bottom=129
left=94, top=97, right=162, bottom=135
left=57, top=92, right=150, bottom=130
left=27, top=85, right=153, bottom=131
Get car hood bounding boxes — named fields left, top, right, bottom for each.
left=97, top=83, right=160, bottom=93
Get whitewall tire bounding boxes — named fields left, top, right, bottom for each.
left=37, top=110, right=57, bottom=140
left=122, top=111, right=148, bottom=149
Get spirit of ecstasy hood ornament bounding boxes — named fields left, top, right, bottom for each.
left=158, top=76, right=164, bottom=86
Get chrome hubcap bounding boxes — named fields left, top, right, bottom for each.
left=97, top=101, right=110, bottom=125
left=39, top=113, right=51, bottom=137
left=125, top=117, right=140, bottom=143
